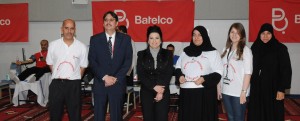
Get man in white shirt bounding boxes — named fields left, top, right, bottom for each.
left=46, top=19, right=88, bottom=121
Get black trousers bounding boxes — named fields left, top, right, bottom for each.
left=49, top=79, right=81, bottom=121
left=18, top=66, right=51, bottom=81
left=141, top=88, right=170, bottom=121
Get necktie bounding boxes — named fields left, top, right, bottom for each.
left=108, top=37, right=112, bottom=57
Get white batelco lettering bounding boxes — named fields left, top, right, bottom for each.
left=0, top=19, right=11, bottom=26
left=135, top=15, right=173, bottom=24
left=295, top=14, right=300, bottom=24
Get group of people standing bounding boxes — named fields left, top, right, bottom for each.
left=14, top=10, right=292, bottom=121
left=43, top=11, right=133, bottom=121
left=138, top=22, right=292, bottom=121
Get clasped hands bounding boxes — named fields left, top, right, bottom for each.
left=103, top=75, right=117, bottom=87
left=154, top=85, right=165, bottom=102
left=179, top=76, right=204, bottom=85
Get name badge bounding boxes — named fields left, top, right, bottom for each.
left=223, top=77, right=231, bottom=85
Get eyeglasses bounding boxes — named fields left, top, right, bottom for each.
left=104, top=18, right=116, bottom=22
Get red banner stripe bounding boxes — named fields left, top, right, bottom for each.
left=249, top=0, right=300, bottom=43
left=92, top=1, right=194, bottom=42
left=0, top=3, right=28, bottom=42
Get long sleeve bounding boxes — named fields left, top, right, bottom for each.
left=202, top=72, right=222, bottom=89
left=175, top=52, right=185, bottom=83
left=157, top=51, right=174, bottom=87
left=88, top=36, right=104, bottom=80
left=115, top=36, right=133, bottom=85
left=278, top=45, right=292, bottom=92
left=202, top=51, right=223, bottom=89
left=137, top=51, right=156, bottom=90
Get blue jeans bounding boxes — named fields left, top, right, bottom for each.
left=222, top=94, right=247, bottom=121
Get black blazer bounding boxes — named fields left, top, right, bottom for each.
left=88, top=32, right=133, bottom=93
left=137, top=48, right=173, bottom=91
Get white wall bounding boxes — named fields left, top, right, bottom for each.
left=1, top=20, right=299, bottom=94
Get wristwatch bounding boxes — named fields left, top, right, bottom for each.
left=242, top=89, right=247, bottom=93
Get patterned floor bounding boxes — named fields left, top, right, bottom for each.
left=1, top=89, right=300, bottom=121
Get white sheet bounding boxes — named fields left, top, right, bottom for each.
left=12, top=73, right=52, bottom=107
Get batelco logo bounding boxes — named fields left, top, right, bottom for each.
left=0, top=19, right=11, bottom=26
left=114, top=9, right=130, bottom=29
left=114, top=9, right=174, bottom=30
left=272, top=8, right=288, bottom=34
left=272, top=7, right=300, bottom=35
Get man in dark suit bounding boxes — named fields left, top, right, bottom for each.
left=88, top=11, right=133, bottom=121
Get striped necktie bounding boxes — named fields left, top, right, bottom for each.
left=108, top=37, right=112, bottom=58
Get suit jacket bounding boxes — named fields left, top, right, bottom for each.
left=89, top=32, right=133, bottom=93
left=137, top=48, right=173, bottom=92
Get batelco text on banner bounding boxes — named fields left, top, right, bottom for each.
left=92, top=1, right=194, bottom=42
left=0, top=3, right=28, bottom=42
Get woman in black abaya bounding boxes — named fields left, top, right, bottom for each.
left=247, top=23, right=292, bottom=121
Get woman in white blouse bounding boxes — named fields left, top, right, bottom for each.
left=218, top=23, right=253, bottom=121
left=175, top=26, right=223, bottom=121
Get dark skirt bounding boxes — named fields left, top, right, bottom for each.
left=178, top=88, right=218, bottom=121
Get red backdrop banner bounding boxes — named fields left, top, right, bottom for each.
left=249, top=0, right=300, bottom=43
left=92, top=1, right=194, bottom=42
left=0, top=3, right=28, bottom=42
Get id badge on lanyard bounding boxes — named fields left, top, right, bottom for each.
left=223, top=47, right=234, bottom=85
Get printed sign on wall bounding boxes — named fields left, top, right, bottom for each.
left=0, top=3, right=28, bottom=42
left=249, top=0, right=300, bottom=42
left=92, top=1, right=194, bottom=42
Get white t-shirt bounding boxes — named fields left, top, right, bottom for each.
left=175, top=50, right=223, bottom=88
left=46, top=38, right=88, bottom=80
left=221, top=46, right=253, bottom=97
